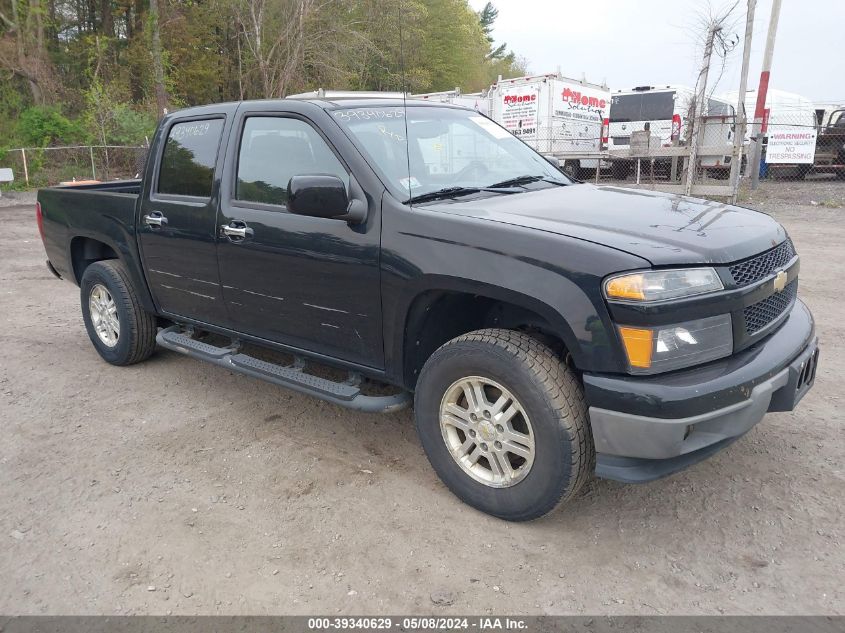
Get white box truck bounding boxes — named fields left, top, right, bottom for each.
left=487, top=73, right=611, bottom=178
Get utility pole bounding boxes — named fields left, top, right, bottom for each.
left=685, top=23, right=720, bottom=196
left=749, top=0, right=782, bottom=190
left=729, top=0, right=756, bottom=203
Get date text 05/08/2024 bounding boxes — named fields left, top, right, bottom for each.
left=307, top=617, right=529, bottom=630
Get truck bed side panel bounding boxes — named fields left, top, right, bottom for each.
left=38, top=183, right=157, bottom=313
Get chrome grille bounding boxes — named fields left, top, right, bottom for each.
left=729, top=239, right=796, bottom=287
left=743, top=280, right=798, bottom=334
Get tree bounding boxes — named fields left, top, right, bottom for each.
left=478, top=1, right=506, bottom=59
left=148, top=0, right=168, bottom=116
left=0, top=0, right=534, bottom=151
left=0, top=0, right=55, bottom=103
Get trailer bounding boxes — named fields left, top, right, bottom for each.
left=814, top=107, right=845, bottom=178
left=487, top=72, right=610, bottom=177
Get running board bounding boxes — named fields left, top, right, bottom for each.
left=155, top=326, right=410, bottom=413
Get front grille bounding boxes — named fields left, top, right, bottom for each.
left=729, top=239, right=796, bottom=287
left=743, top=279, right=798, bottom=334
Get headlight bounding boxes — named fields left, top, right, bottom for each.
left=605, top=268, right=723, bottom=302
left=617, top=314, right=733, bottom=374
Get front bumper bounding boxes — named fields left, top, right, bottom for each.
left=584, top=299, right=819, bottom=483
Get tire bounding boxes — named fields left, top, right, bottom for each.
left=414, top=329, right=594, bottom=521
left=563, top=161, right=584, bottom=180
left=80, top=260, right=157, bottom=366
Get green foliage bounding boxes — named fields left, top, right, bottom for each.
left=418, top=0, right=490, bottom=91
left=0, top=0, right=529, bottom=154
left=0, top=81, right=28, bottom=148
left=15, top=107, right=86, bottom=147
left=109, top=105, right=157, bottom=145
left=479, top=1, right=498, bottom=37
left=348, top=0, right=520, bottom=94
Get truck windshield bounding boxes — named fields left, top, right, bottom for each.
left=332, top=105, right=569, bottom=202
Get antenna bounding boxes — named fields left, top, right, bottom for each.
left=398, top=0, right=412, bottom=205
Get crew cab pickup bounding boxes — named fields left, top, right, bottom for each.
left=36, top=98, right=819, bottom=521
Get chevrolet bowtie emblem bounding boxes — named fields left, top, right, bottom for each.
left=773, top=270, right=788, bottom=293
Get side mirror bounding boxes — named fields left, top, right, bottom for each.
left=544, top=155, right=561, bottom=169
left=287, top=175, right=367, bottom=224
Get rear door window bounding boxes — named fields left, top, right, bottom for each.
left=610, top=94, right=641, bottom=123
left=638, top=92, right=675, bottom=120
left=235, top=117, right=348, bottom=207
left=157, top=119, right=224, bottom=197
left=610, top=92, right=675, bottom=122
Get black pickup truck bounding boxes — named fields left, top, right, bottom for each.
left=36, top=98, right=819, bottom=520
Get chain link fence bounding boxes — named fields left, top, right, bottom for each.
left=753, top=109, right=845, bottom=181
left=1, top=145, right=149, bottom=189
left=2, top=106, right=842, bottom=198
left=536, top=106, right=845, bottom=197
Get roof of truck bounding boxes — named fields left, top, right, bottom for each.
left=166, top=98, right=468, bottom=119
left=294, top=97, right=467, bottom=110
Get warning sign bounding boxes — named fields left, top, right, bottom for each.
left=766, top=129, right=817, bottom=164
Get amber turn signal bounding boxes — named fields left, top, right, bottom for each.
left=618, top=326, right=653, bottom=368
left=605, top=274, right=645, bottom=300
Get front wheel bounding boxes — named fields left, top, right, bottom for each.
left=414, top=329, right=594, bottom=521
left=80, top=260, right=157, bottom=366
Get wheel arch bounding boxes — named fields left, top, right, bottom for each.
left=68, top=234, right=158, bottom=314
left=397, top=277, right=583, bottom=390
left=70, top=235, right=120, bottom=284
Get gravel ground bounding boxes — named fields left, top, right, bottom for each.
left=0, top=181, right=842, bottom=615
left=0, top=190, right=37, bottom=208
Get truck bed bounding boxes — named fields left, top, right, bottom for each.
left=53, top=179, right=142, bottom=194
left=38, top=179, right=143, bottom=286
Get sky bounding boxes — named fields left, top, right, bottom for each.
left=468, top=0, right=845, bottom=105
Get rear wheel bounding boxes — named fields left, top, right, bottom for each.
left=414, top=329, right=594, bottom=521
left=80, top=260, right=157, bottom=366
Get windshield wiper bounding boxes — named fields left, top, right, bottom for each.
left=406, top=186, right=516, bottom=205
left=487, top=174, right=568, bottom=188
left=406, top=186, right=480, bottom=204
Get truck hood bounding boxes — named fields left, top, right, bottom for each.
left=429, top=184, right=787, bottom=266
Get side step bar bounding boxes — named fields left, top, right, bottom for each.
left=155, top=326, right=411, bottom=413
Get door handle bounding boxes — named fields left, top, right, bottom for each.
left=143, top=212, right=168, bottom=227
left=221, top=222, right=253, bottom=240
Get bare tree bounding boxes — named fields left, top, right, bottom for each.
left=680, top=1, right=742, bottom=188
left=0, top=0, right=55, bottom=103
left=233, top=0, right=374, bottom=98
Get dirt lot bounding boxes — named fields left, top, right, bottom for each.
left=0, top=182, right=843, bottom=615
